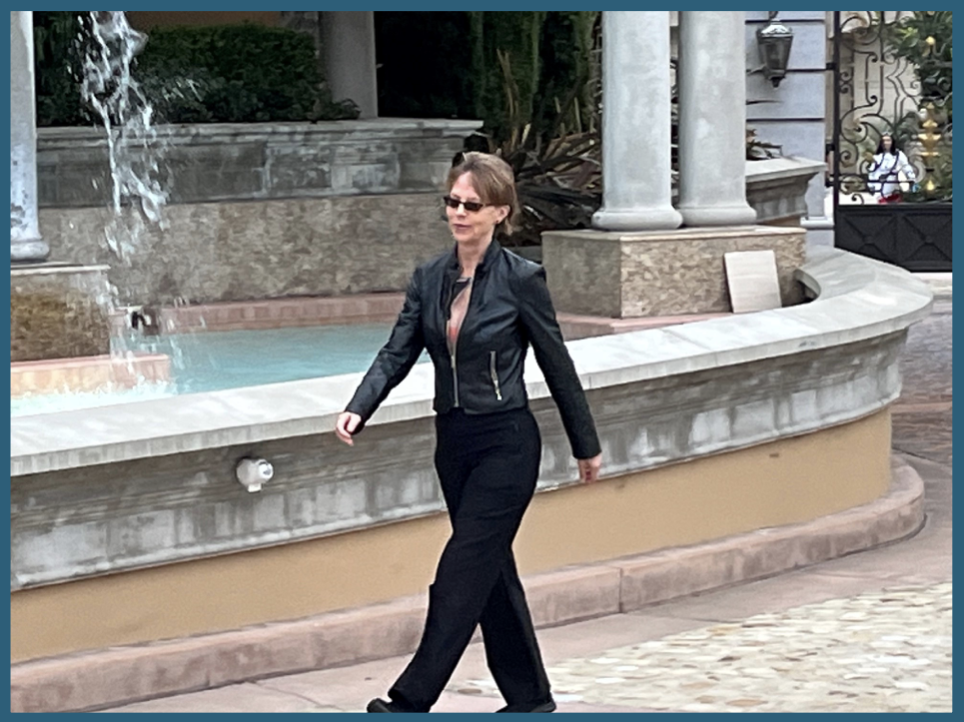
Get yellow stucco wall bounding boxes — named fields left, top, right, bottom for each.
left=11, top=409, right=891, bottom=663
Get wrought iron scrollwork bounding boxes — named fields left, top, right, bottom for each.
left=832, top=11, right=951, bottom=205
left=831, top=11, right=952, bottom=271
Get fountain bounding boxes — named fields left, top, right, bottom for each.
left=11, top=11, right=468, bottom=410
left=11, top=11, right=170, bottom=400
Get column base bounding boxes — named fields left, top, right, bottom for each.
left=679, top=204, right=758, bottom=228
left=541, top=225, right=806, bottom=318
left=11, top=239, right=51, bottom=263
left=592, top=206, right=683, bottom=232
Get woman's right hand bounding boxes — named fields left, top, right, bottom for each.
left=335, top=412, right=362, bottom=446
left=577, top=453, right=603, bottom=484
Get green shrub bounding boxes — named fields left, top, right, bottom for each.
left=33, top=11, right=90, bottom=127
left=882, top=11, right=952, bottom=200
left=33, top=14, right=359, bottom=126
left=135, top=24, right=356, bottom=123
left=884, top=11, right=952, bottom=118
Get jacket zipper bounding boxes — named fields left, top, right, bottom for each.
left=450, top=276, right=474, bottom=408
left=489, top=351, right=502, bottom=401
left=451, top=344, right=460, bottom=407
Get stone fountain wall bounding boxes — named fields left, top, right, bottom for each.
left=35, top=121, right=823, bottom=310
left=36, top=119, right=480, bottom=307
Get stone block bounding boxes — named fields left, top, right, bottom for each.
left=539, top=234, right=623, bottom=318
left=542, top=225, right=806, bottom=317
left=397, top=140, right=461, bottom=191
left=328, top=140, right=401, bottom=193
left=10, top=264, right=112, bottom=362
left=36, top=120, right=478, bottom=209
left=165, top=142, right=265, bottom=203
left=10, top=643, right=210, bottom=713
left=263, top=143, right=333, bottom=196
left=304, top=595, right=428, bottom=671
left=37, top=158, right=113, bottom=207
left=745, top=153, right=826, bottom=223
left=204, top=626, right=318, bottom=687
left=34, top=139, right=113, bottom=207
left=39, top=194, right=453, bottom=307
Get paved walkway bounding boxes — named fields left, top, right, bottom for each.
left=100, top=277, right=952, bottom=714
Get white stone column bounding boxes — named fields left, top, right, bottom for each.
left=592, top=11, right=681, bottom=231
left=678, top=11, right=757, bottom=226
left=10, top=10, right=49, bottom=262
left=321, top=11, right=378, bottom=119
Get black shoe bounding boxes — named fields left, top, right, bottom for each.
left=496, top=699, right=557, bottom=713
left=367, top=698, right=414, bottom=713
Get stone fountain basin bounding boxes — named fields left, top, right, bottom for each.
left=8, top=247, right=932, bottom=591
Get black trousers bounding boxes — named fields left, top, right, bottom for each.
left=388, top=407, right=551, bottom=712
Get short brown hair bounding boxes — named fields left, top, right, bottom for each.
left=447, top=152, right=520, bottom=235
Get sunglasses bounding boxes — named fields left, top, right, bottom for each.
left=442, top=195, right=488, bottom=213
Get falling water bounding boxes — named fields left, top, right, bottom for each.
left=75, top=11, right=192, bottom=389
left=80, top=10, right=169, bottom=260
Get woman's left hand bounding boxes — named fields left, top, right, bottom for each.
left=577, top=454, right=603, bottom=484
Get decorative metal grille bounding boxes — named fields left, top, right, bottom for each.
left=830, top=11, right=951, bottom=271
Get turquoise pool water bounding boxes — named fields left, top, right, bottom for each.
left=11, top=323, right=426, bottom=417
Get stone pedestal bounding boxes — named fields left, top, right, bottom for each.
left=745, top=157, right=827, bottom=225
left=11, top=264, right=112, bottom=362
left=542, top=226, right=806, bottom=317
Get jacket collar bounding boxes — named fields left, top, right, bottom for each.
left=446, top=238, right=502, bottom=277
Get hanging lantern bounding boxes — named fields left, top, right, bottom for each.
left=756, top=12, right=795, bottom=88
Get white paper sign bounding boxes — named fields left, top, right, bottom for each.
left=724, top=250, right=782, bottom=313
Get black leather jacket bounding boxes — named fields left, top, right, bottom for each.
left=345, top=240, right=601, bottom=460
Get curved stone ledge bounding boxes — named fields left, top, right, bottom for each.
left=9, top=248, right=932, bottom=478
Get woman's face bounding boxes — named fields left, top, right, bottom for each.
left=446, top=173, right=508, bottom=247
left=881, top=135, right=893, bottom=152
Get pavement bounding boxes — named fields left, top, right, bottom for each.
left=99, top=276, right=952, bottom=714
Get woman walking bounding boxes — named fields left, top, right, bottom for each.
left=335, top=152, right=602, bottom=713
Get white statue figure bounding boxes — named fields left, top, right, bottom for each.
left=868, top=133, right=918, bottom=203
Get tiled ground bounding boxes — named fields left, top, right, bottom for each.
left=453, top=583, right=952, bottom=713
left=891, top=299, right=952, bottom=466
